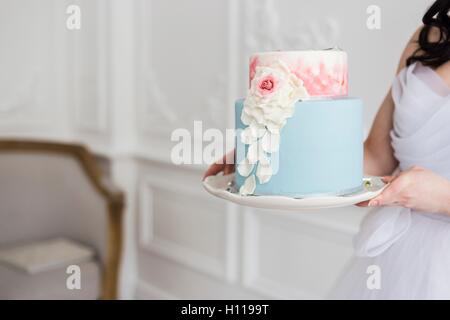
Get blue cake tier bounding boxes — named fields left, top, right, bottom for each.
left=235, top=98, right=363, bottom=197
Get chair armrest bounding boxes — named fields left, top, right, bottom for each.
left=0, top=140, right=125, bottom=300
left=98, top=176, right=125, bottom=209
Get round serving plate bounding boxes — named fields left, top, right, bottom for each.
left=202, top=174, right=387, bottom=210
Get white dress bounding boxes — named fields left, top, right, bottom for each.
left=330, top=62, right=450, bottom=299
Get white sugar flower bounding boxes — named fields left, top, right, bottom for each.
left=237, top=157, right=254, bottom=177
left=239, top=175, right=256, bottom=195
left=261, top=131, right=280, bottom=153
left=256, top=160, right=273, bottom=184
left=240, top=127, right=256, bottom=145
left=247, top=140, right=267, bottom=164
left=238, top=59, right=309, bottom=195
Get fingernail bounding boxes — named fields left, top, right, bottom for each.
left=368, top=200, right=379, bottom=207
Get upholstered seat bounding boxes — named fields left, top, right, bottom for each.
left=0, top=140, right=124, bottom=299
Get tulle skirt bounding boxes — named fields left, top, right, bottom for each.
left=330, top=212, right=450, bottom=299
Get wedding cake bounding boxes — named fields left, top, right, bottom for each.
left=235, top=50, right=363, bottom=197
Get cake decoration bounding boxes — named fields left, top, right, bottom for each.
left=238, top=59, right=308, bottom=195
left=235, top=49, right=363, bottom=198
left=249, top=50, right=348, bottom=97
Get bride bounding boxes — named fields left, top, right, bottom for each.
left=204, top=0, right=450, bottom=299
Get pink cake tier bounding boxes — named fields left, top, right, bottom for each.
left=249, top=50, right=348, bottom=98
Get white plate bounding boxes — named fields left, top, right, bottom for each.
left=203, top=174, right=387, bottom=210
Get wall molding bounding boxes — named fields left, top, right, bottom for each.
left=134, top=0, right=230, bottom=151
left=134, top=0, right=183, bottom=136
left=138, top=174, right=233, bottom=281
left=241, top=208, right=355, bottom=299
left=0, top=1, right=49, bottom=126
left=0, top=71, right=38, bottom=114
left=72, top=0, right=109, bottom=133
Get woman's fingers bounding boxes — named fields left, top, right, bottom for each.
left=203, top=163, right=225, bottom=180
left=356, top=175, right=396, bottom=207
left=368, top=186, right=390, bottom=206
left=223, top=164, right=233, bottom=175
left=203, top=150, right=236, bottom=180
left=381, top=175, right=395, bottom=183
left=368, top=173, right=408, bottom=206
left=355, top=200, right=370, bottom=207
left=369, top=178, right=405, bottom=206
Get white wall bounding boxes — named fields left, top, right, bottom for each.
left=0, top=0, right=71, bottom=138
left=0, top=0, right=432, bottom=299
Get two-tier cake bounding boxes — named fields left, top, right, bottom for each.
left=235, top=50, right=363, bottom=197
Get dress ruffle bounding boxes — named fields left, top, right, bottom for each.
left=331, top=62, right=450, bottom=299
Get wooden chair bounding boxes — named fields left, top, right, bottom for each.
left=0, top=140, right=124, bottom=299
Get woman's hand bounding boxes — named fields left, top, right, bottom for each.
left=202, top=150, right=235, bottom=180
left=359, top=166, right=450, bottom=215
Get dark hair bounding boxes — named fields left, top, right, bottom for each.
left=407, top=0, right=450, bottom=68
